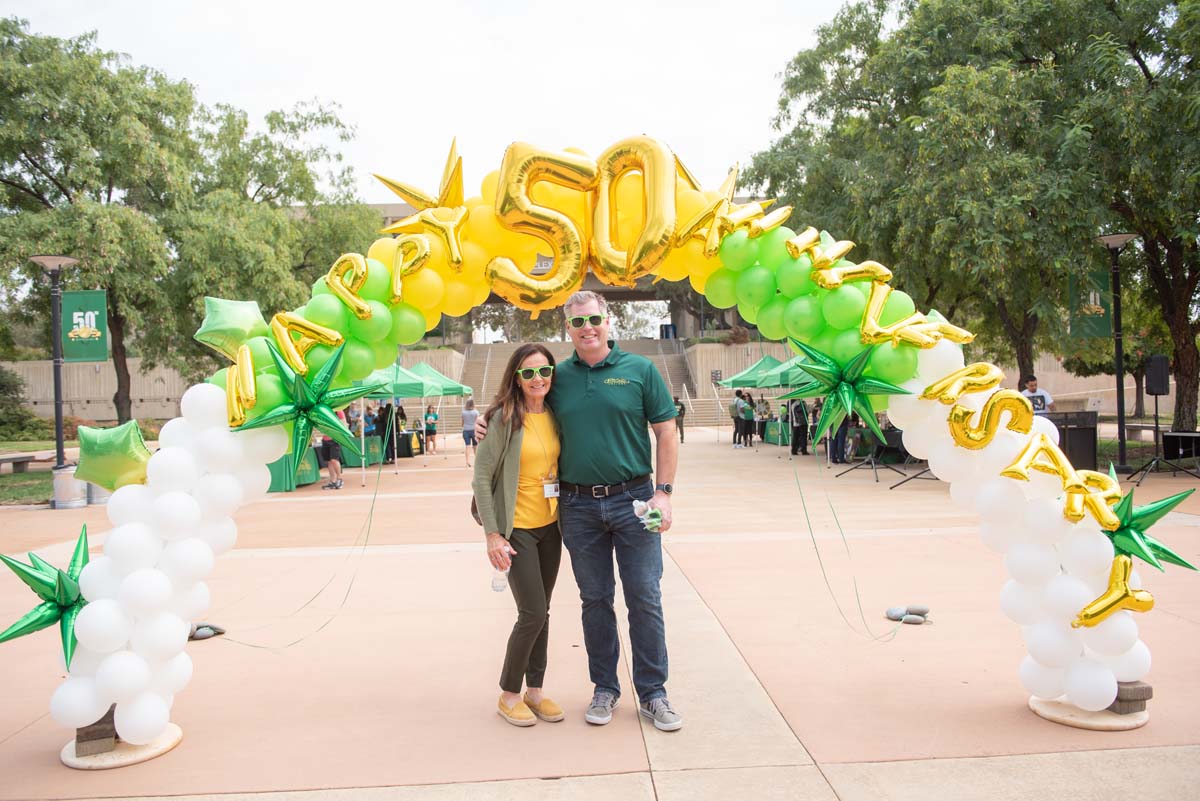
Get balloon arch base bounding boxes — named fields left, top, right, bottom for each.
left=59, top=724, right=183, bottom=770
left=1028, top=695, right=1150, bottom=732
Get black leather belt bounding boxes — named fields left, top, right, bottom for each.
left=560, top=475, right=651, bottom=498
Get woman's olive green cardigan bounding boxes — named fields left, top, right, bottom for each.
left=471, top=409, right=559, bottom=539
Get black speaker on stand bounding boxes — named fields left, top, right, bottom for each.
left=1129, top=355, right=1200, bottom=485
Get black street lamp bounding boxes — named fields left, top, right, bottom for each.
left=1097, top=234, right=1136, bottom=473
left=29, top=255, right=78, bottom=471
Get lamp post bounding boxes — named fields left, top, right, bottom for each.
left=1097, top=234, right=1136, bottom=474
left=29, top=255, right=78, bottom=470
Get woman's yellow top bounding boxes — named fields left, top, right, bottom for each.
left=511, top=411, right=560, bottom=529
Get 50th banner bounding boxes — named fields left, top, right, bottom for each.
left=62, top=289, right=108, bottom=362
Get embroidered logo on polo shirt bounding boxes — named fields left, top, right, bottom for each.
left=603, top=377, right=630, bottom=385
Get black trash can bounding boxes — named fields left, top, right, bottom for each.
left=1044, top=412, right=1098, bottom=471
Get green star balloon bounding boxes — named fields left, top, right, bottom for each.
left=75, top=420, right=151, bottom=491
left=777, top=338, right=909, bottom=444
left=1104, top=477, right=1196, bottom=572
left=235, top=341, right=384, bottom=482
left=0, top=526, right=90, bottom=668
left=193, top=297, right=270, bottom=360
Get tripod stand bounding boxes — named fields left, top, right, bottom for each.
left=1127, top=394, right=1200, bottom=486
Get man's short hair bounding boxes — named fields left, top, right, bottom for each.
left=564, top=290, right=608, bottom=316
left=1024, top=374, right=1037, bottom=383
left=735, top=389, right=743, bottom=398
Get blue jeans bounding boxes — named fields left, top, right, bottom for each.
left=559, top=481, right=667, bottom=703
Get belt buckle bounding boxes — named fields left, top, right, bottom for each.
left=591, top=484, right=608, bottom=499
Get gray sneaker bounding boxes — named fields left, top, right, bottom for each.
left=639, top=697, right=683, bottom=731
left=585, top=691, right=619, bottom=725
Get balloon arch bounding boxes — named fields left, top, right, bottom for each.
left=3, top=136, right=1191, bottom=755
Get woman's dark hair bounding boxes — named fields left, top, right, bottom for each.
left=484, top=343, right=557, bottom=431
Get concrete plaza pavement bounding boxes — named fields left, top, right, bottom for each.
left=0, top=427, right=1198, bottom=800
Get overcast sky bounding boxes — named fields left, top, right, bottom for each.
left=6, top=0, right=838, bottom=204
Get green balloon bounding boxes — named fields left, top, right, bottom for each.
left=853, top=280, right=873, bottom=299
left=389, top=302, right=426, bottom=346
left=704, top=268, right=739, bottom=309
left=246, top=336, right=275, bottom=374
left=756, top=298, right=789, bottom=341
left=776, top=252, right=816, bottom=298
left=304, top=294, right=350, bottom=334
left=718, top=230, right=760, bottom=272
left=312, top=276, right=331, bottom=297
left=869, top=394, right=890, bottom=413
left=372, top=340, right=397, bottom=369
left=342, top=339, right=376, bottom=381
left=831, top=329, right=869, bottom=364
left=866, top=343, right=918, bottom=384
left=880, top=289, right=916, bottom=326
left=810, top=329, right=839, bottom=358
left=784, top=295, right=825, bottom=341
left=360, top=258, right=393, bottom=303
left=304, top=344, right=338, bottom=376
left=737, top=300, right=760, bottom=325
left=207, top=368, right=228, bottom=389
left=735, top=265, right=777, bottom=309
left=822, top=285, right=868, bottom=330
left=349, top=300, right=393, bottom=343
left=756, top=227, right=796, bottom=272
left=248, top=373, right=286, bottom=420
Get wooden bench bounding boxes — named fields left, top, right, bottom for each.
left=0, top=455, right=34, bottom=474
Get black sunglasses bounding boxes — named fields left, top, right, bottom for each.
left=516, top=365, right=555, bottom=380
left=567, top=314, right=606, bottom=329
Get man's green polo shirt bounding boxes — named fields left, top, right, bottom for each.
left=549, top=341, right=676, bottom=485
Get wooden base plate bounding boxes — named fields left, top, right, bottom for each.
left=1028, top=696, right=1149, bottom=731
left=60, top=724, right=183, bottom=770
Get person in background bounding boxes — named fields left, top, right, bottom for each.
left=756, top=398, right=770, bottom=440
left=831, top=416, right=850, bottom=465
left=789, top=398, right=810, bottom=456
left=425, top=404, right=439, bottom=455
left=742, top=392, right=756, bottom=447
left=462, top=398, right=479, bottom=468
left=347, top=404, right=362, bottom=435
left=364, top=405, right=377, bottom=436
left=321, top=409, right=346, bottom=489
left=730, top=390, right=745, bottom=448
left=673, top=396, right=686, bottom=443
left=379, top=402, right=395, bottom=463
left=397, top=404, right=409, bottom=429
left=1021, top=375, right=1056, bottom=415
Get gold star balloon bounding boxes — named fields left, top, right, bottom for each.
left=0, top=526, right=89, bottom=668
left=374, top=139, right=468, bottom=267
left=75, top=420, right=151, bottom=491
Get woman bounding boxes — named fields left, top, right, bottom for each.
left=378, top=402, right=395, bottom=463
left=424, top=404, right=439, bottom=455
left=742, top=392, right=756, bottom=447
left=472, top=344, right=563, bottom=727
left=461, top=398, right=479, bottom=469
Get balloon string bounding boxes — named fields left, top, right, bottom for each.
left=790, top=455, right=900, bottom=643
left=221, top=411, right=395, bottom=650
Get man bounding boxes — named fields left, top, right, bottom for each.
left=477, top=291, right=682, bottom=731
left=789, top=398, right=809, bottom=456
left=321, top=410, right=345, bottom=489
left=673, top=396, right=686, bottom=443
left=1021, top=375, right=1056, bottom=416
left=729, top=390, right=744, bottom=448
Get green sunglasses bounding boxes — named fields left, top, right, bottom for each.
left=567, top=314, right=607, bottom=329
left=516, top=365, right=555, bottom=380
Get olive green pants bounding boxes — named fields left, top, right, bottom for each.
left=500, top=522, right=562, bottom=693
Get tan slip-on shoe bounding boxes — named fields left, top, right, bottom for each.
left=497, top=695, right=537, bottom=727
left=523, top=694, right=565, bottom=722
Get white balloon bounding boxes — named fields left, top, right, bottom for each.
left=1005, top=542, right=1060, bottom=586
left=78, top=556, right=123, bottom=602
left=104, top=523, right=163, bottom=574
left=1042, top=575, right=1095, bottom=621
left=949, top=477, right=981, bottom=510
left=146, top=447, right=200, bottom=493
left=928, top=438, right=970, bottom=482
left=1024, top=620, right=1083, bottom=667
left=130, top=612, right=189, bottom=662
left=150, top=652, right=193, bottom=695
left=915, top=339, right=965, bottom=383
left=235, top=464, right=271, bottom=503
left=1129, top=569, right=1143, bottom=590
left=1082, top=612, right=1139, bottom=656
left=1060, top=529, right=1115, bottom=578
left=63, top=645, right=105, bottom=676
left=157, top=417, right=196, bottom=451
left=168, top=581, right=211, bottom=619
left=106, top=484, right=153, bottom=527
left=1064, top=658, right=1118, bottom=712
left=198, top=517, right=237, bottom=556
left=50, top=676, right=111, bottom=729
left=1106, top=639, right=1152, bottom=682
left=1000, top=580, right=1045, bottom=625
left=978, top=521, right=1014, bottom=554
left=974, top=478, right=1026, bottom=521
left=180, top=383, right=228, bottom=431
left=152, top=490, right=203, bottom=540
left=94, top=650, right=151, bottom=704
left=1020, top=471, right=1063, bottom=501
left=1031, top=414, right=1061, bottom=445
left=1020, top=497, right=1074, bottom=545
left=159, top=538, right=215, bottom=583
left=1019, top=655, right=1066, bottom=699
left=74, top=599, right=133, bottom=654
left=114, top=691, right=171, bottom=745
left=118, top=568, right=174, bottom=617
left=978, top=429, right=1030, bottom=475
left=194, top=473, right=244, bottom=519
left=193, top=428, right=245, bottom=475
left=883, top=378, right=931, bottom=430
left=236, top=425, right=289, bottom=464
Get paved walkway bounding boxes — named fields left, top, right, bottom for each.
left=0, top=428, right=1197, bottom=800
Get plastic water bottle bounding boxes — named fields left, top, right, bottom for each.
left=491, top=568, right=509, bottom=592
left=632, top=500, right=662, bottom=532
